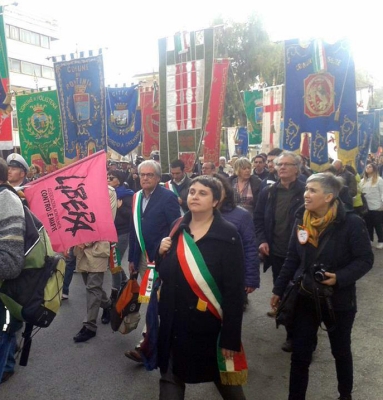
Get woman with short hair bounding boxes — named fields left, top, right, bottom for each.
left=156, top=176, right=247, bottom=399
left=270, top=173, right=373, bottom=400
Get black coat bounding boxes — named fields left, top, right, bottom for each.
left=273, top=201, right=374, bottom=311
left=254, top=179, right=306, bottom=272
left=156, top=211, right=245, bottom=383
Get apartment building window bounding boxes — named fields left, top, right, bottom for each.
left=5, top=24, right=51, bottom=49
left=40, top=35, right=49, bottom=48
left=10, top=58, right=54, bottom=80
left=21, top=61, right=41, bottom=77
left=42, top=65, right=54, bottom=79
left=20, top=29, right=40, bottom=46
left=9, top=58, right=21, bottom=73
left=9, top=25, right=19, bottom=40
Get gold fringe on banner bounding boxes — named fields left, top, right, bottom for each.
left=220, top=370, right=248, bottom=386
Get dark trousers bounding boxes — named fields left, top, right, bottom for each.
left=289, top=294, right=355, bottom=400
left=269, top=254, right=285, bottom=285
left=270, top=254, right=292, bottom=340
left=63, top=247, right=76, bottom=296
left=364, top=210, right=383, bottom=242
left=159, top=371, right=246, bottom=400
left=159, top=356, right=246, bottom=400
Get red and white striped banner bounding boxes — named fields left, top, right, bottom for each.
left=203, top=59, right=230, bottom=165
left=167, top=60, right=205, bottom=132
left=262, top=85, right=283, bottom=153
left=140, top=87, right=159, bottom=158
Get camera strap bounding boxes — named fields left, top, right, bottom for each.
left=307, top=229, right=336, bottom=332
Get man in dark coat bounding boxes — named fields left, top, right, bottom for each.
left=168, top=159, right=192, bottom=214
left=125, top=160, right=181, bottom=362
left=252, top=154, right=268, bottom=180
left=332, top=159, right=357, bottom=199
left=254, top=151, right=305, bottom=351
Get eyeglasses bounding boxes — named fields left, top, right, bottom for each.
left=275, top=163, right=297, bottom=168
left=139, top=173, right=155, bottom=179
left=107, top=176, right=116, bottom=180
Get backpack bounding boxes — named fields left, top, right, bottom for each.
left=0, top=185, right=66, bottom=328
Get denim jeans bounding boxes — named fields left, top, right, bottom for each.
left=0, top=331, right=16, bottom=379
left=289, top=294, right=355, bottom=400
left=63, top=247, right=76, bottom=296
left=3, top=335, right=16, bottom=373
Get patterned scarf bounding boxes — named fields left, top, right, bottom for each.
left=303, top=201, right=338, bottom=247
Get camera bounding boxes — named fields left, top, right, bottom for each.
left=313, top=263, right=329, bottom=283
left=134, top=156, right=144, bottom=166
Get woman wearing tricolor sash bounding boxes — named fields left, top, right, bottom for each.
left=156, top=176, right=247, bottom=399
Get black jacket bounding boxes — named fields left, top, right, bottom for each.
left=156, top=211, right=244, bottom=383
left=254, top=179, right=306, bottom=271
left=273, top=201, right=373, bottom=311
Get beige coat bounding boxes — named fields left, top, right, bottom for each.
left=74, top=186, right=117, bottom=273
left=75, top=240, right=111, bottom=273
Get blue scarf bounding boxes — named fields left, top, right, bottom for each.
left=115, top=185, right=134, bottom=200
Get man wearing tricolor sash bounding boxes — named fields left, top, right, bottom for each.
left=156, top=176, right=247, bottom=399
left=166, top=159, right=192, bottom=215
left=125, top=160, right=180, bottom=362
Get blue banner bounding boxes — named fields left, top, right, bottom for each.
left=370, top=109, right=383, bottom=154
left=54, top=55, right=107, bottom=162
left=284, top=39, right=358, bottom=171
left=356, top=113, right=374, bottom=175
left=106, top=86, right=141, bottom=156
left=235, top=126, right=249, bottom=156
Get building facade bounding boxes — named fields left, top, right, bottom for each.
left=2, top=4, right=59, bottom=153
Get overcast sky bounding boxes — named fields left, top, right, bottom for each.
left=11, top=0, right=383, bottom=86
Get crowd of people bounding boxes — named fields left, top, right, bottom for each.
left=0, top=148, right=377, bottom=400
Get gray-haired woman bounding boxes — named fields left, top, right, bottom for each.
left=270, top=173, right=373, bottom=400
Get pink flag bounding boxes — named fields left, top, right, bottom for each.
left=24, top=151, right=117, bottom=252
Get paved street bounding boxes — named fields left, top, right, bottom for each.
left=1, top=245, right=383, bottom=400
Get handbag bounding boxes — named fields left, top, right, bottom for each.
left=110, top=274, right=141, bottom=333
left=275, top=278, right=301, bottom=329
left=360, top=193, right=369, bottom=216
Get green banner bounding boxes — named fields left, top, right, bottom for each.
left=16, top=90, right=64, bottom=173
left=0, top=6, right=9, bottom=80
left=244, top=90, right=263, bottom=145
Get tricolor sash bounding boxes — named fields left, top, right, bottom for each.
left=109, top=242, right=122, bottom=274
left=132, top=191, right=158, bottom=303
left=164, top=180, right=179, bottom=197
left=164, top=180, right=184, bottom=216
left=176, top=230, right=248, bottom=385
